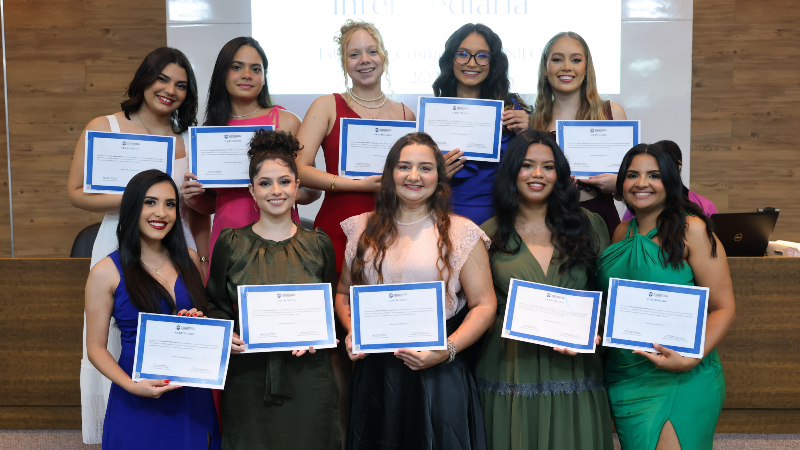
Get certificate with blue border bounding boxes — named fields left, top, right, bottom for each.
left=556, top=120, right=640, bottom=177
left=603, top=278, right=709, bottom=358
left=417, top=96, right=503, bottom=162
left=84, top=131, right=175, bottom=194
left=350, top=281, right=447, bottom=354
left=502, top=279, right=601, bottom=353
left=237, top=283, right=337, bottom=352
left=189, top=125, right=274, bottom=187
left=132, top=313, right=233, bottom=389
left=339, top=118, right=417, bottom=178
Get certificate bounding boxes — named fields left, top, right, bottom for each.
left=84, top=131, right=175, bottom=194
left=339, top=118, right=417, bottom=178
left=556, top=120, right=640, bottom=178
left=350, top=281, right=447, bottom=354
left=237, top=283, right=337, bottom=352
left=417, top=97, right=503, bottom=162
left=502, top=279, right=602, bottom=353
left=603, top=278, right=709, bottom=358
left=189, top=125, right=274, bottom=187
left=132, top=313, right=233, bottom=389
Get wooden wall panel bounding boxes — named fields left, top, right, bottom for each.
left=692, top=0, right=800, bottom=243
left=4, top=0, right=166, bottom=257
left=0, top=25, right=10, bottom=258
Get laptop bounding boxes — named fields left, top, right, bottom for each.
left=710, top=210, right=779, bottom=257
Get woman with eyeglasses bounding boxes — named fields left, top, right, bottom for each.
left=432, top=23, right=531, bottom=225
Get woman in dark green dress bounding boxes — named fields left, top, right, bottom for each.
left=476, top=130, right=614, bottom=450
left=206, top=130, right=339, bottom=449
left=596, top=144, right=735, bottom=450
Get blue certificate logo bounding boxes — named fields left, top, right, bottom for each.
left=176, top=325, right=181, bottom=330
left=277, top=293, right=281, bottom=298
left=389, top=293, right=393, bottom=298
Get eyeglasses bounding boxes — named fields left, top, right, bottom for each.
left=454, top=50, right=491, bottom=66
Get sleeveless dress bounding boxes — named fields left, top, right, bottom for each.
left=206, top=225, right=340, bottom=449
left=451, top=97, right=527, bottom=226
left=207, top=106, right=301, bottom=268
left=595, top=219, right=725, bottom=450
left=475, top=211, right=613, bottom=450
left=81, top=114, right=197, bottom=444
left=341, top=212, right=490, bottom=450
left=314, top=93, right=408, bottom=279
left=102, top=251, right=220, bottom=450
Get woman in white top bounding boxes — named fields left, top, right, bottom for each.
left=66, top=47, right=210, bottom=444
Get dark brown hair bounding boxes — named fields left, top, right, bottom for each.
left=247, top=130, right=301, bottom=183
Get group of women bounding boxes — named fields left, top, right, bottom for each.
left=68, top=18, right=735, bottom=450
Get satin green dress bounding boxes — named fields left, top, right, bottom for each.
left=595, top=219, right=725, bottom=450
left=206, top=225, right=340, bottom=450
left=476, top=211, right=614, bottom=450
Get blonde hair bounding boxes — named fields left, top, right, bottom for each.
left=531, top=32, right=607, bottom=131
left=334, top=19, right=390, bottom=90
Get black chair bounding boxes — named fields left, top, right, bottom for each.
left=299, top=217, right=315, bottom=230
left=70, top=222, right=102, bottom=258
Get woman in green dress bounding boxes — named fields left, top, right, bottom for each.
left=206, top=130, right=339, bottom=449
left=476, top=129, right=614, bottom=450
left=596, top=143, right=736, bottom=450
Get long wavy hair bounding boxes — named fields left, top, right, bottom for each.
left=121, top=47, right=198, bottom=134
left=491, top=130, right=599, bottom=274
left=531, top=32, right=607, bottom=131
left=432, top=23, right=530, bottom=128
left=335, top=20, right=391, bottom=92
left=655, top=139, right=690, bottom=198
left=350, top=133, right=455, bottom=303
left=205, top=37, right=273, bottom=127
left=617, top=144, right=717, bottom=269
left=116, top=170, right=207, bottom=314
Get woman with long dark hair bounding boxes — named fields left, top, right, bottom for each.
left=206, top=130, right=339, bottom=449
left=336, top=132, right=496, bottom=449
left=475, top=130, right=613, bottom=449
left=84, top=170, right=219, bottom=449
left=432, top=23, right=531, bottom=225
left=596, top=144, right=735, bottom=450
left=181, top=37, right=318, bottom=274
left=531, top=31, right=628, bottom=239
left=66, top=47, right=210, bottom=444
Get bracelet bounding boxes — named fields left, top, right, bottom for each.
left=200, top=256, right=208, bottom=262
left=331, top=175, right=337, bottom=192
left=446, top=339, right=456, bottom=363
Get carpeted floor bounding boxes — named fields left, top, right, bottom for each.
left=1, top=431, right=799, bottom=449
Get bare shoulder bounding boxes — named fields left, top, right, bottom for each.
left=685, top=215, right=710, bottom=241
left=610, top=102, right=627, bottom=120
left=277, top=109, right=301, bottom=134
left=611, top=219, right=631, bottom=244
left=87, top=256, right=120, bottom=289
left=85, top=115, right=115, bottom=132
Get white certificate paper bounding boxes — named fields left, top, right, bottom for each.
left=339, top=118, right=417, bottom=178
left=603, top=278, right=709, bottom=358
left=417, top=97, right=503, bottom=162
left=502, top=279, right=602, bottom=353
left=237, top=283, right=337, bottom=352
left=350, top=281, right=447, bottom=354
left=84, top=131, right=175, bottom=194
left=556, top=120, right=640, bottom=178
left=190, top=125, right=274, bottom=187
left=132, top=313, right=233, bottom=389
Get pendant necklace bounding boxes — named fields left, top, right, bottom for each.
left=518, top=217, right=546, bottom=243
left=230, top=106, right=262, bottom=118
left=142, top=254, right=169, bottom=277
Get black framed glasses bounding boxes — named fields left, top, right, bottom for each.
left=454, top=50, right=491, bottom=66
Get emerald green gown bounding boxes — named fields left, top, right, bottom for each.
left=476, top=211, right=614, bottom=450
left=595, top=219, right=725, bottom=450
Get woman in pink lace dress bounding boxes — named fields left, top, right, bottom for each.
left=336, top=132, right=496, bottom=450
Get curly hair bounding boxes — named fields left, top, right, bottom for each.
left=247, top=130, right=302, bottom=183
left=334, top=19, right=390, bottom=91
left=491, top=130, right=600, bottom=275
left=350, top=133, right=457, bottom=306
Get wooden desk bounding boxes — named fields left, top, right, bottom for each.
left=0, top=257, right=798, bottom=431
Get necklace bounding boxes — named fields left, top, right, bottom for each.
left=517, top=217, right=547, bottom=243
left=230, top=106, right=262, bottom=118
left=142, top=254, right=169, bottom=276
left=348, top=91, right=387, bottom=110
left=136, top=113, right=153, bottom=135
left=347, top=87, right=385, bottom=103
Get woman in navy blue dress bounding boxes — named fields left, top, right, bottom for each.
left=432, top=23, right=531, bottom=225
left=85, top=169, right=220, bottom=450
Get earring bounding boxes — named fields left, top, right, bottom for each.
left=545, top=75, right=548, bottom=82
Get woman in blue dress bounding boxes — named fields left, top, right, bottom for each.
left=85, top=169, right=221, bottom=450
left=432, top=23, right=531, bottom=225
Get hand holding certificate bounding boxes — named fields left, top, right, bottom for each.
left=350, top=281, right=447, bottom=354
left=189, top=125, right=274, bottom=187
left=339, top=118, right=417, bottom=178
left=603, top=278, right=709, bottom=359
left=556, top=120, right=640, bottom=178
left=132, top=313, right=233, bottom=389
left=84, top=131, right=175, bottom=194
left=237, top=283, right=337, bottom=352
left=417, top=97, right=503, bottom=162
left=502, top=279, right=602, bottom=353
